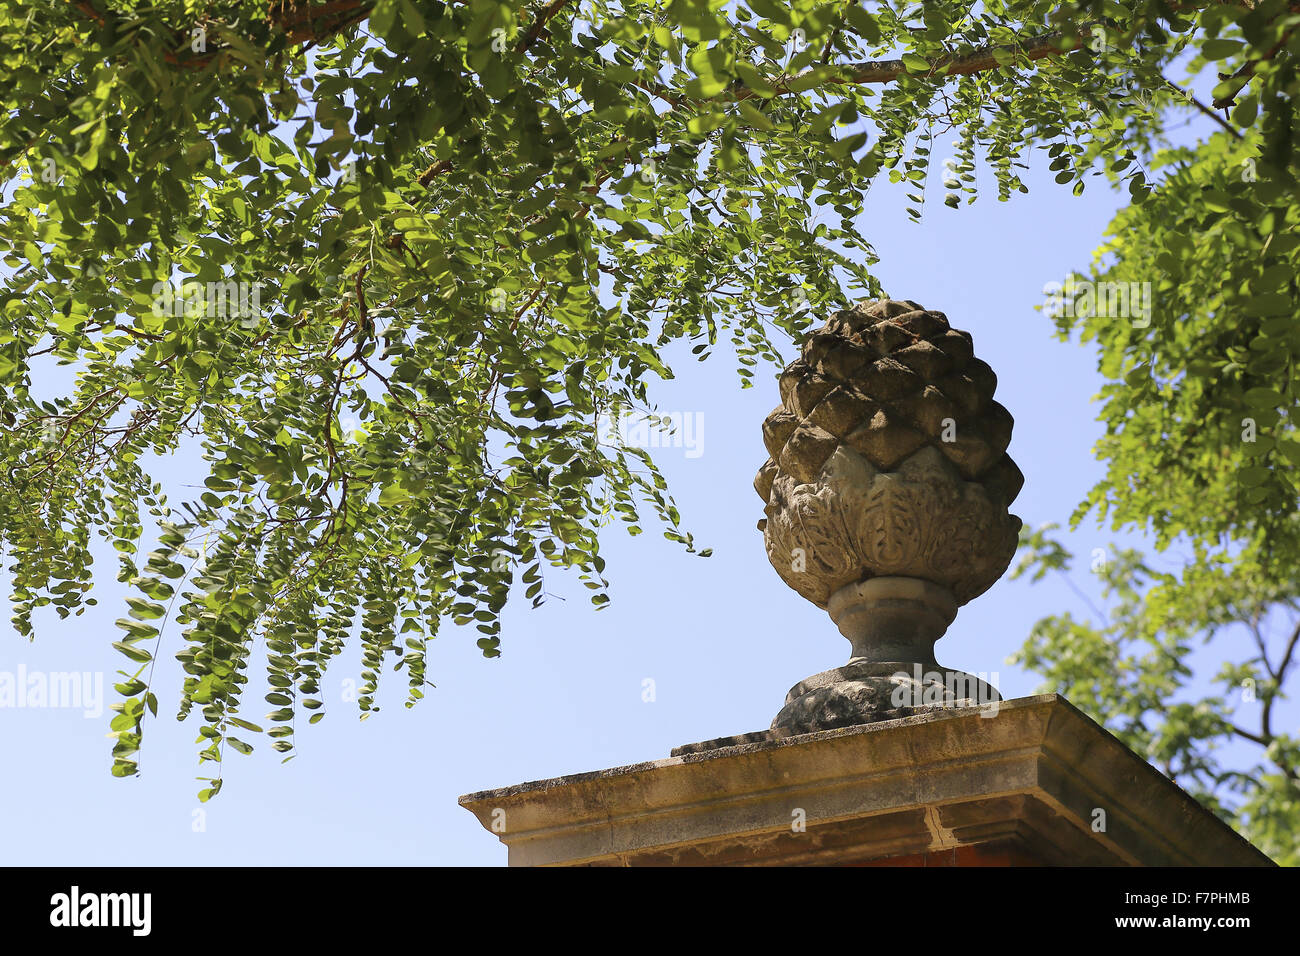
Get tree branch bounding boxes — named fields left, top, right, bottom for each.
left=1163, top=76, right=1244, bottom=140
left=1212, top=18, right=1298, bottom=109
left=515, top=0, right=571, bottom=54
left=1277, top=614, right=1300, bottom=683
left=736, top=25, right=1097, bottom=102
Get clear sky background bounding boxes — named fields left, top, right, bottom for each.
left=3, top=93, right=1290, bottom=865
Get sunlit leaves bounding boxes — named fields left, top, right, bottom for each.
left=1054, top=129, right=1300, bottom=558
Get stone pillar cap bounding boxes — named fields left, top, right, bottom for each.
left=460, top=695, right=1274, bottom=867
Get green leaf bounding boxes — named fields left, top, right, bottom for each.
left=112, top=642, right=153, bottom=663
left=1242, top=387, right=1284, bottom=409
left=1202, top=39, right=1244, bottom=60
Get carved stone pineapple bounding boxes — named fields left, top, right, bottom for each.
left=754, top=299, right=1024, bottom=734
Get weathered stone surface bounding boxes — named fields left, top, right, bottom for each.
left=983, top=454, right=1025, bottom=507
left=459, top=696, right=1275, bottom=866
left=807, top=385, right=873, bottom=438
left=770, top=659, right=1001, bottom=736
left=756, top=299, right=1023, bottom=735
left=777, top=423, right=838, bottom=484
left=756, top=299, right=1023, bottom=612
left=935, top=371, right=984, bottom=417
left=938, top=428, right=998, bottom=480
left=762, top=444, right=1019, bottom=609
left=982, top=400, right=1013, bottom=455
left=844, top=407, right=927, bottom=469
left=761, top=407, right=798, bottom=457
left=769, top=575, right=999, bottom=734
left=791, top=371, right=836, bottom=417
left=752, top=457, right=776, bottom=504
left=894, top=384, right=959, bottom=437
left=893, top=338, right=953, bottom=379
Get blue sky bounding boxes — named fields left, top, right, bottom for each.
left=3, top=93, right=1291, bottom=865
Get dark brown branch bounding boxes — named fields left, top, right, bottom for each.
left=416, top=159, right=453, bottom=187
left=353, top=263, right=369, bottom=331
left=736, top=24, right=1097, bottom=102
left=1255, top=616, right=1300, bottom=752
left=1212, top=20, right=1297, bottom=109
left=1277, top=615, right=1300, bottom=683
left=1229, top=723, right=1268, bottom=745
left=1247, top=609, right=1275, bottom=679
left=275, top=0, right=373, bottom=43
left=66, top=0, right=377, bottom=69
left=70, top=0, right=105, bottom=27
left=515, top=0, right=571, bottom=55
left=1160, top=76, right=1243, bottom=139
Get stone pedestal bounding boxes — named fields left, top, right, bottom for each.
left=772, top=576, right=1000, bottom=734
left=460, top=696, right=1273, bottom=867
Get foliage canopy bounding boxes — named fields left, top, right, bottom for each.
left=2, top=0, right=1298, bottom=822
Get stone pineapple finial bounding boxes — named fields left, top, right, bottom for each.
left=755, top=299, right=1023, bottom=734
